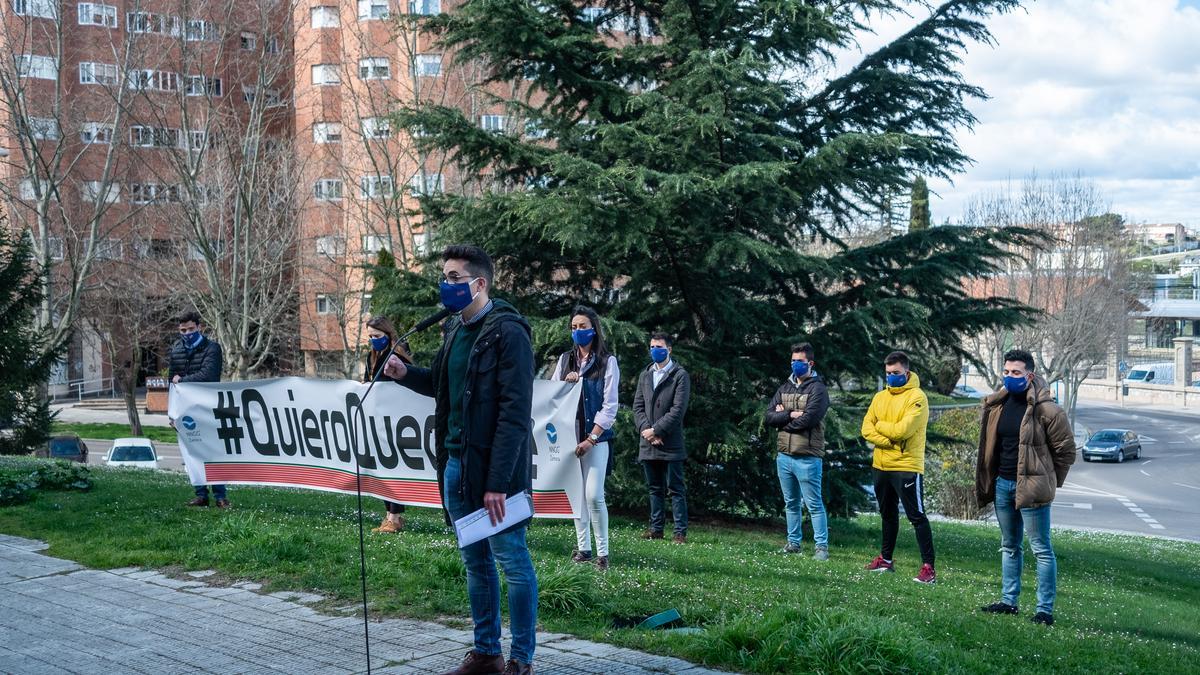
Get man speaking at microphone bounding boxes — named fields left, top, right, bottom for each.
left=384, top=244, right=538, bottom=675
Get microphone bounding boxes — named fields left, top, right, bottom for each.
left=360, top=307, right=450, bottom=404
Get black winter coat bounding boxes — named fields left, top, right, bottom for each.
left=168, top=337, right=223, bottom=383
left=398, top=300, right=535, bottom=522
left=633, top=362, right=691, bottom=461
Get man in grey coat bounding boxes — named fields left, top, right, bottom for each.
left=633, top=332, right=692, bottom=543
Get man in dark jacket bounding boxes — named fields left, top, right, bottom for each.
left=764, top=342, right=830, bottom=560
left=384, top=245, right=537, bottom=675
left=632, top=332, right=692, bottom=543
left=168, top=310, right=227, bottom=508
left=976, top=349, right=1075, bottom=627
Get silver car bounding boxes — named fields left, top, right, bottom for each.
left=1081, top=429, right=1142, bottom=463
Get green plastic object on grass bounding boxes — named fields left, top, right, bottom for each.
left=637, top=609, right=681, bottom=630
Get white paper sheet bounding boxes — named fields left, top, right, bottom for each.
left=453, top=492, right=535, bottom=548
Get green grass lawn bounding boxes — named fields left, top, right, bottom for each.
left=2, top=467, right=1197, bottom=674
left=51, top=422, right=178, bottom=443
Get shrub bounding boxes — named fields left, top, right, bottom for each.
left=0, top=457, right=92, bottom=506
left=0, top=471, right=38, bottom=506
left=925, top=408, right=986, bottom=519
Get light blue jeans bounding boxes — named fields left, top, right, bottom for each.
left=995, top=477, right=1057, bottom=615
left=444, top=456, right=538, bottom=663
left=776, top=453, right=828, bottom=548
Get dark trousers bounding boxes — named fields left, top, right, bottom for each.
left=384, top=501, right=406, bottom=514
left=195, top=484, right=226, bottom=500
left=874, top=469, right=935, bottom=565
left=642, top=460, right=687, bottom=536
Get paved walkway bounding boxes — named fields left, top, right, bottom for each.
left=0, top=534, right=724, bottom=674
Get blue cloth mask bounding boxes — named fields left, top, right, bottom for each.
left=791, top=361, right=810, bottom=379
left=369, top=335, right=390, bottom=352
left=886, top=373, right=908, bottom=388
left=439, top=278, right=476, bottom=313
left=182, top=331, right=203, bottom=350
left=649, top=346, right=670, bottom=364
left=1004, top=375, right=1030, bottom=394
left=571, top=329, right=596, bottom=347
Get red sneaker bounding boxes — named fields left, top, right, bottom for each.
left=865, top=556, right=894, bottom=572
left=914, top=563, right=937, bottom=584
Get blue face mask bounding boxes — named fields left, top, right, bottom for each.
left=369, top=335, right=390, bottom=352
left=886, top=372, right=908, bottom=388
left=791, top=361, right=810, bottom=378
left=182, top=331, right=203, bottom=349
left=572, top=329, right=596, bottom=347
left=1004, top=375, right=1029, bottom=394
left=439, top=277, right=477, bottom=313
left=649, top=346, right=669, bottom=364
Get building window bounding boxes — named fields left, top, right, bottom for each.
left=47, top=236, right=65, bottom=261
left=314, top=178, right=343, bottom=201
left=524, top=119, right=548, bottom=139
left=127, top=69, right=179, bottom=92
left=188, top=130, right=208, bottom=151
left=130, top=126, right=181, bottom=148
left=16, top=55, right=57, bottom=80
left=240, top=32, right=257, bottom=50
left=409, top=0, right=439, bottom=15
left=358, top=57, right=390, bottom=80
left=127, top=11, right=180, bottom=36
left=359, top=175, right=393, bottom=199
left=358, top=0, right=388, bottom=20
left=135, top=238, right=177, bottom=259
left=316, top=235, right=346, bottom=256
left=14, top=0, right=57, bottom=19
left=414, top=54, right=441, bottom=77
left=264, top=88, right=283, bottom=107
left=27, top=117, right=61, bottom=141
left=185, top=75, right=222, bottom=96
left=129, top=183, right=181, bottom=204
left=185, top=19, right=218, bottom=41
left=78, top=3, right=117, bottom=27
left=266, top=37, right=281, bottom=54
left=313, top=122, right=342, bottom=144
left=312, top=64, right=340, bottom=86
left=82, top=180, right=120, bottom=204
left=479, top=115, right=507, bottom=132
left=80, top=122, right=114, bottom=144
left=412, top=231, right=429, bottom=255
left=19, top=178, right=40, bottom=201
left=361, top=235, right=388, bottom=253
left=95, top=238, right=123, bottom=260
left=79, top=62, right=118, bottom=85
left=409, top=172, right=443, bottom=196
left=315, top=294, right=334, bottom=314
left=361, top=117, right=391, bottom=139
left=311, top=6, right=339, bottom=27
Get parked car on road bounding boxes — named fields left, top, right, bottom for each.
left=952, top=385, right=987, bottom=399
left=34, top=435, right=89, bottom=463
left=1124, top=363, right=1174, bottom=386
left=1080, top=429, right=1142, bottom=463
left=106, top=438, right=159, bottom=469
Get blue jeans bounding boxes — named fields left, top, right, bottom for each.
left=994, top=477, right=1056, bottom=614
left=776, top=454, right=828, bottom=547
left=642, top=460, right=687, bottom=536
left=444, top=456, right=538, bottom=663
left=195, top=484, right=226, bottom=500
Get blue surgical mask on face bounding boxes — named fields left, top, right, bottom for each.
left=439, top=277, right=477, bottom=313
left=369, top=335, right=390, bottom=352
left=182, top=331, right=202, bottom=349
left=572, top=329, right=595, bottom=347
left=886, top=372, right=908, bottom=388
left=791, top=361, right=810, bottom=378
left=1004, top=375, right=1029, bottom=394
left=649, top=346, right=669, bottom=364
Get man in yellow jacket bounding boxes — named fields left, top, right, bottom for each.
left=860, top=351, right=937, bottom=584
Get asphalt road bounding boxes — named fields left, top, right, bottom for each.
left=1053, top=402, right=1200, bottom=541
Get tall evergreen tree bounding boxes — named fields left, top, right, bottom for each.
left=0, top=218, right=63, bottom=454
left=910, top=176, right=932, bottom=231
left=394, top=0, right=1039, bottom=515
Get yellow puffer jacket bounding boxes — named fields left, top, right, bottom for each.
left=861, top=371, right=930, bottom=474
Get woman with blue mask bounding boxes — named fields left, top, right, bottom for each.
left=551, top=306, right=620, bottom=571
left=364, top=315, right=412, bottom=533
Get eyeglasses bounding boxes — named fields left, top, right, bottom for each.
left=441, top=273, right=477, bottom=284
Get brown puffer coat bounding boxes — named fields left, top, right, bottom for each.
left=975, top=375, right=1076, bottom=510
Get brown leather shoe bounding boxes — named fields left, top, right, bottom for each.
left=595, top=555, right=609, bottom=571
left=439, top=649, right=504, bottom=675
left=215, top=499, right=231, bottom=509
left=186, top=497, right=209, bottom=507
left=372, top=518, right=401, bottom=533
left=503, top=659, right=533, bottom=675
left=673, top=534, right=687, bottom=544
left=571, top=550, right=593, bottom=563
left=641, top=529, right=664, bottom=540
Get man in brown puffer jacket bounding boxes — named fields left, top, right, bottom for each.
left=975, top=349, right=1076, bottom=627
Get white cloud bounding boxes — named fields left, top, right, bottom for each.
left=922, top=0, right=1200, bottom=225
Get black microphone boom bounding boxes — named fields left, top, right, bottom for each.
left=399, top=306, right=452, bottom=341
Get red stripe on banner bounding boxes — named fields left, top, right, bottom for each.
left=204, top=464, right=442, bottom=505
left=532, top=491, right=573, bottom=515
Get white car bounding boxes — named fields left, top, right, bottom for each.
left=106, top=438, right=159, bottom=469
left=952, top=385, right=987, bottom=399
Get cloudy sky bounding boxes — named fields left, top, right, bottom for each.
left=855, top=0, right=1200, bottom=226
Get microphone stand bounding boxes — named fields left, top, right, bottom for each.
left=349, top=308, right=449, bottom=674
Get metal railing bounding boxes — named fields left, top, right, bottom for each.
left=51, top=377, right=116, bottom=401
